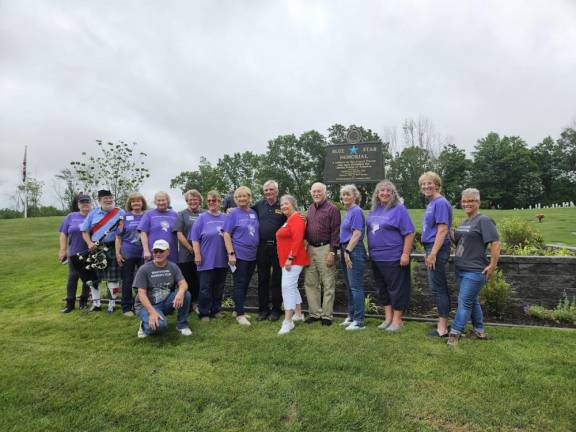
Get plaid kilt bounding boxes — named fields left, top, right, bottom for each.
left=97, top=242, right=121, bottom=282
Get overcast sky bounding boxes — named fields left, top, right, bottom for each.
left=1, top=0, right=575, bottom=209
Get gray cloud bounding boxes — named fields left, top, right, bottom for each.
left=1, top=0, right=575, bottom=208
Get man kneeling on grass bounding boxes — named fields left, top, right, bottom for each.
left=134, top=239, right=192, bottom=338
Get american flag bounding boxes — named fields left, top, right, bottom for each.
left=22, top=146, right=27, bottom=183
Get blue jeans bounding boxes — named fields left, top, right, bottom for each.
left=198, top=268, right=227, bottom=318
left=137, top=290, right=191, bottom=335
left=121, top=256, right=144, bottom=312
left=424, top=242, right=451, bottom=318
left=340, top=243, right=366, bottom=325
left=232, top=259, right=256, bottom=315
left=451, top=271, right=486, bottom=334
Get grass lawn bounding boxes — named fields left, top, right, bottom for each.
left=1, top=216, right=575, bottom=431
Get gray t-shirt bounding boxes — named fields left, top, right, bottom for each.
left=173, top=208, right=205, bottom=263
left=133, top=261, right=184, bottom=312
left=454, top=214, right=499, bottom=272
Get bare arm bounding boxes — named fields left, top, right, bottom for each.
left=400, top=232, right=415, bottom=267
left=192, top=240, right=201, bottom=265
left=425, top=224, right=448, bottom=270
left=140, top=231, right=150, bottom=261
left=177, top=232, right=194, bottom=254
left=115, top=235, right=124, bottom=266
left=137, top=287, right=163, bottom=330
left=483, top=240, right=501, bottom=279
left=82, top=231, right=96, bottom=250
left=59, top=233, right=68, bottom=261
left=343, top=229, right=362, bottom=269
left=172, top=279, right=189, bottom=309
left=223, top=232, right=236, bottom=265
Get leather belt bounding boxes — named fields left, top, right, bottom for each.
left=308, top=241, right=329, bottom=247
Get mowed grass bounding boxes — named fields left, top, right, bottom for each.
left=407, top=207, right=576, bottom=247
left=0, top=215, right=575, bottom=432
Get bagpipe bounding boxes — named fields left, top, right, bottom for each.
left=71, top=208, right=123, bottom=283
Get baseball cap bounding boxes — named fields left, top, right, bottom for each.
left=152, top=239, right=170, bottom=251
left=77, top=194, right=91, bottom=203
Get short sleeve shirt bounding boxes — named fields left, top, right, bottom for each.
left=133, top=261, right=184, bottom=312
left=367, top=204, right=415, bottom=262
left=138, top=209, right=179, bottom=263
left=189, top=212, right=228, bottom=271
left=454, top=214, right=499, bottom=272
left=223, top=208, right=260, bottom=261
left=340, top=205, right=365, bottom=244
left=174, top=208, right=205, bottom=263
left=80, top=207, right=125, bottom=243
left=59, top=212, right=89, bottom=256
left=117, top=212, right=144, bottom=258
left=421, top=196, right=452, bottom=244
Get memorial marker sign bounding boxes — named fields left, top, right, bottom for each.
left=324, top=142, right=384, bottom=183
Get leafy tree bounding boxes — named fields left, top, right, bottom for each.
left=170, top=156, right=225, bottom=194
left=388, top=146, right=434, bottom=208
left=67, top=140, right=150, bottom=204
left=436, top=144, right=472, bottom=204
left=53, top=168, right=84, bottom=210
left=14, top=177, right=44, bottom=216
left=555, top=127, right=576, bottom=201
left=261, top=131, right=327, bottom=207
left=472, top=133, right=542, bottom=208
left=216, top=151, right=264, bottom=197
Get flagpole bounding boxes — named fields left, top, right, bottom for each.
left=22, top=146, right=28, bottom=219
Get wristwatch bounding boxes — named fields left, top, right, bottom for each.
left=287, top=256, right=294, bottom=261
left=345, top=249, right=352, bottom=256
left=228, top=251, right=235, bottom=256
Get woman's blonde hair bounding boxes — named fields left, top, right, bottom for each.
left=184, top=189, right=203, bottom=205
left=371, top=180, right=400, bottom=210
left=125, top=192, right=148, bottom=211
left=418, top=171, right=442, bottom=192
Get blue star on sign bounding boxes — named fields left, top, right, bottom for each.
left=350, top=145, right=359, bottom=154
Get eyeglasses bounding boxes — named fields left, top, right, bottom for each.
left=153, top=249, right=167, bottom=254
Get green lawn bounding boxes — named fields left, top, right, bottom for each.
left=0, top=216, right=575, bottom=431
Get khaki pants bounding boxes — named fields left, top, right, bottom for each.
left=304, top=244, right=337, bottom=320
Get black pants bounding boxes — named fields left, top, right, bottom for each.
left=65, top=261, right=95, bottom=305
left=121, top=256, right=144, bottom=312
left=178, top=261, right=200, bottom=304
left=256, top=242, right=282, bottom=314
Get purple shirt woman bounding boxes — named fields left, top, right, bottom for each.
left=223, top=186, right=259, bottom=326
left=59, top=194, right=94, bottom=313
left=368, top=180, right=415, bottom=332
left=190, top=191, right=228, bottom=320
left=139, top=191, right=179, bottom=263
left=419, top=171, right=453, bottom=337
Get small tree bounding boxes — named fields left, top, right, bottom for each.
left=67, top=140, right=150, bottom=204
left=14, top=177, right=44, bottom=216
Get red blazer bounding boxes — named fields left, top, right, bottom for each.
left=276, top=212, right=310, bottom=267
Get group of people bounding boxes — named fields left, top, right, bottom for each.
left=59, top=172, right=501, bottom=345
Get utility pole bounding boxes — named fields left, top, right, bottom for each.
left=22, top=146, right=28, bottom=219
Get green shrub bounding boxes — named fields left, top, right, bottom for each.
left=499, top=218, right=543, bottom=249
left=480, top=269, right=511, bottom=317
left=526, top=294, right=576, bottom=324
left=364, top=294, right=380, bottom=314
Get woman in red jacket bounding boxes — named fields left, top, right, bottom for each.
left=276, top=194, right=310, bottom=335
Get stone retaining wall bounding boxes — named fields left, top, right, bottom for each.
left=224, top=255, right=576, bottom=321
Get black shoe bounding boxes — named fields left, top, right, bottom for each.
left=79, top=301, right=88, bottom=310
left=268, top=311, right=281, bottom=322
left=321, top=319, right=333, bottom=326
left=61, top=304, right=75, bottom=314
left=89, top=305, right=102, bottom=312
left=257, top=311, right=270, bottom=321
left=305, top=317, right=320, bottom=324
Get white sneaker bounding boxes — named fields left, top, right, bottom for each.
left=377, top=321, right=391, bottom=330
left=340, top=317, right=354, bottom=326
left=293, top=314, right=305, bottom=322
left=278, top=320, right=295, bottom=335
left=137, top=323, right=148, bottom=338
left=345, top=322, right=366, bottom=331
left=123, top=311, right=135, bottom=317
left=177, top=327, right=193, bottom=336
left=236, top=315, right=251, bottom=326
left=107, top=302, right=115, bottom=313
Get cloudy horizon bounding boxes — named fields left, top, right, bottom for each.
left=1, top=0, right=575, bottom=209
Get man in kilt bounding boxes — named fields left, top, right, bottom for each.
left=81, top=189, right=125, bottom=313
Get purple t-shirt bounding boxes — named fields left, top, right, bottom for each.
left=223, top=207, right=259, bottom=261
left=368, top=204, right=415, bottom=261
left=189, top=212, right=228, bottom=271
left=340, top=205, right=365, bottom=244
left=59, top=212, right=89, bottom=256
left=421, top=196, right=452, bottom=245
left=117, top=211, right=144, bottom=258
left=138, top=208, right=179, bottom=262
